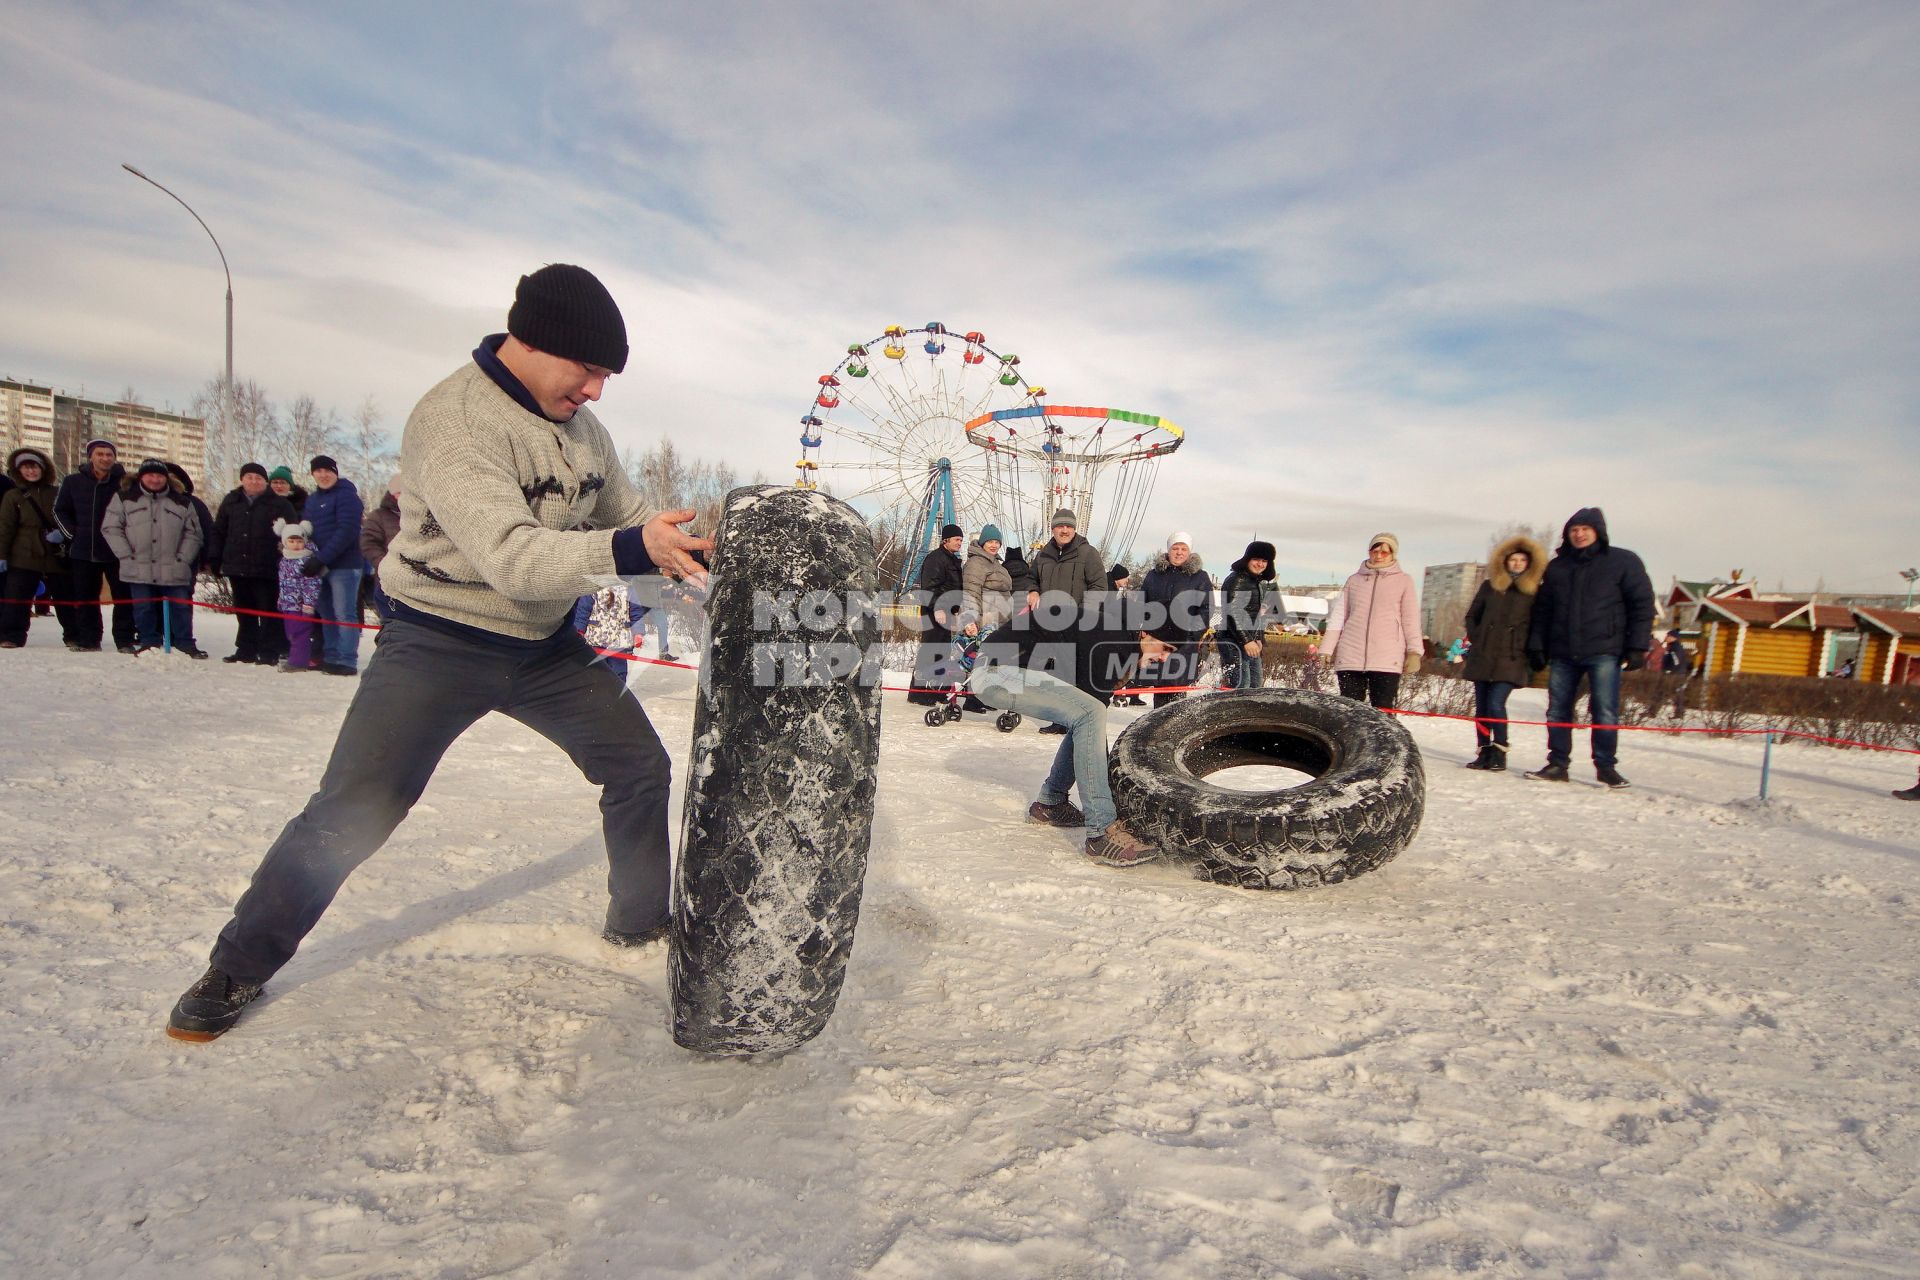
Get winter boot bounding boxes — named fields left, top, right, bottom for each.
left=602, top=922, right=671, bottom=948
left=166, top=966, right=265, bottom=1042
left=1084, top=822, right=1160, bottom=867
left=1038, top=723, right=1067, bottom=735
left=1464, top=744, right=1495, bottom=770
left=1027, top=798, right=1086, bottom=828
left=1524, top=763, right=1570, bottom=782
left=1485, top=742, right=1508, bottom=772
left=1595, top=765, right=1632, bottom=789
left=1893, top=783, right=1920, bottom=802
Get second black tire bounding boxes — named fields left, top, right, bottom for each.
left=1110, top=689, right=1424, bottom=890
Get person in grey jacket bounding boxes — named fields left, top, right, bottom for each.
left=102, top=459, right=205, bottom=654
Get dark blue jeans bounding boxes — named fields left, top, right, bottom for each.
left=1218, top=638, right=1264, bottom=690
left=1546, top=656, right=1623, bottom=768
left=315, top=567, right=365, bottom=670
left=209, top=618, right=673, bottom=984
left=1473, top=680, right=1516, bottom=748
left=131, top=583, right=193, bottom=648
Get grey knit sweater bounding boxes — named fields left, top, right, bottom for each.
left=381, top=362, right=655, bottom=638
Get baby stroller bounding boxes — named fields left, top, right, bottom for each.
left=922, top=632, right=1022, bottom=732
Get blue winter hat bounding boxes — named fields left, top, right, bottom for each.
left=979, top=523, right=1004, bottom=544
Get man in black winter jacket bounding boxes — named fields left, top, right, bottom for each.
left=210, top=462, right=299, bottom=663
left=909, top=523, right=967, bottom=705
left=1524, top=507, right=1655, bottom=788
left=52, top=438, right=135, bottom=651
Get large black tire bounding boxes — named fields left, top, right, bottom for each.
left=670, top=486, right=883, bottom=1055
left=1110, top=689, right=1424, bottom=890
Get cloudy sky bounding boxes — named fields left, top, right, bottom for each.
left=4, top=1, right=1915, bottom=594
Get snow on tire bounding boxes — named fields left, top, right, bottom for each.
left=1110, top=689, right=1424, bottom=890
left=670, top=486, right=883, bottom=1056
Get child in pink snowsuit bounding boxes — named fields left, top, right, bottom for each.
left=274, top=519, right=321, bottom=672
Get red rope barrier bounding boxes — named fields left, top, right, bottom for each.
left=10, top=594, right=1915, bottom=755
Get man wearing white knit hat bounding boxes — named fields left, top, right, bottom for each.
left=1139, top=530, right=1213, bottom=707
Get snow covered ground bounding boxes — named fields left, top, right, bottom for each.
left=3, top=612, right=1917, bottom=1278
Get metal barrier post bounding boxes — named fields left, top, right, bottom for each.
left=162, top=593, right=173, bottom=654
left=1759, top=727, right=1776, bottom=800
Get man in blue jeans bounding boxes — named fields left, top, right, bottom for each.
left=1523, top=507, right=1655, bottom=788
left=973, top=594, right=1172, bottom=864
left=303, top=455, right=366, bottom=675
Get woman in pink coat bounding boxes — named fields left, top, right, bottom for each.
left=1320, top=532, right=1422, bottom=709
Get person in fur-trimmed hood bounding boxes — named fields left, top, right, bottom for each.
left=1524, top=506, right=1654, bottom=788
left=1139, top=532, right=1214, bottom=706
left=0, top=446, right=64, bottom=647
left=101, top=459, right=204, bottom=653
left=1460, top=534, right=1546, bottom=770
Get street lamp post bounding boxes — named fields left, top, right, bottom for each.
left=1901, top=568, right=1917, bottom=610
left=122, top=163, right=233, bottom=449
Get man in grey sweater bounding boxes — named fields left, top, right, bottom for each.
left=168, top=264, right=711, bottom=1041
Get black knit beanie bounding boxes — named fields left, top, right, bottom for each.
left=508, top=264, right=629, bottom=373
left=240, top=462, right=268, bottom=480
left=940, top=523, right=964, bottom=541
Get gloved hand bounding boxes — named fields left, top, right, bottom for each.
left=1622, top=649, right=1649, bottom=671
left=1527, top=649, right=1547, bottom=673
left=45, top=529, right=65, bottom=545
left=299, top=557, right=326, bottom=578
left=1403, top=651, right=1422, bottom=675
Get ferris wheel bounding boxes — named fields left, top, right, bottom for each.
left=795, top=323, right=1039, bottom=581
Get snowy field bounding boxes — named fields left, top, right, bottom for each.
left=3, top=612, right=1917, bottom=1279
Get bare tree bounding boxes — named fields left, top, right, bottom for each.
left=341, top=396, right=397, bottom=493
left=283, top=394, right=345, bottom=477
left=192, top=374, right=280, bottom=487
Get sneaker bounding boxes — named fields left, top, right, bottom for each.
left=1084, top=822, right=1160, bottom=867
left=1596, top=766, right=1631, bottom=789
left=602, top=921, right=671, bottom=948
left=1027, top=798, right=1086, bottom=827
left=1038, top=723, right=1068, bottom=735
left=276, top=661, right=306, bottom=673
left=319, top=663, right=358, bottom=677
left=131, top=644, right=156, bottom=655
left=166, top=966, right=265, bottom=1041
left=117, top=643, right=139, bottom=654
left=660, top=652, right=679, bottom=663
left=1893, top=785, right=1920, bottom=802
left=1524, top=764, right=1570, bottom=782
